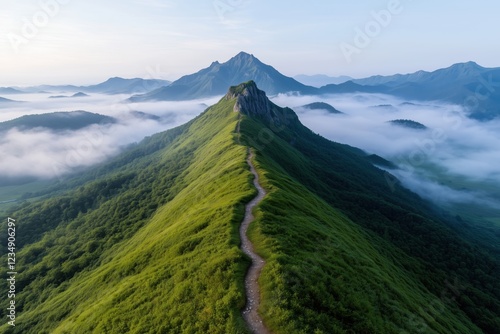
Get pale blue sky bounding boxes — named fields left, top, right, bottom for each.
left=1, top=0, right=499, bottom=85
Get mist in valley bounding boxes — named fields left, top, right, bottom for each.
left=271, top=93, right=500, bottom=211
left=0, top=92, right=219, bottom=180
left=2, top=89, right=499, bottom=215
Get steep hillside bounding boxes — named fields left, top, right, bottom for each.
left=1, top=81, right=498, bottom=333
left=236, top=82, right=499, bottom=333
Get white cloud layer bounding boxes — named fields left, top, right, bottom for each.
left=271, top=93, right=500, bottom=208
left=2, top=91, right=499, bottom=211
left=0, top=93, right=218, bottom=180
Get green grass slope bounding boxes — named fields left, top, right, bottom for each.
left=0, top=98, right=254, bottom=333
left=235, top=82, right=499, bottom=333
left=248, top=156, right=480, bottom=333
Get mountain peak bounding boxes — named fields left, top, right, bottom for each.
left=106, top=77, right=127, bottom=82
left=228, top=51, right=261, bottom=67
left=225, top=80, right=298, bottom=127
left=234, top=51, right=255, bottom=59
left=128, top=52, right=316, bottom=101
left=226, top=80, right=271, bottom=116
left=226, top=80, right=258, bottom=96
left=448, top=60, right=484, bottom=72
left=458, top=60, right=482, bottom=68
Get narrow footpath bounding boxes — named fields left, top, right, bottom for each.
left=240, top=149, right=270, bottom=334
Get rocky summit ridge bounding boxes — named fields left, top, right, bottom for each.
left=225, top=80, right=298, bottom=128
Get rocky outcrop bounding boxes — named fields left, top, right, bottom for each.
left=226, top=80, right=298, bottom=127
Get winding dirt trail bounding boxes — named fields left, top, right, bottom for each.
left=240, top=149, right=270, bottom=334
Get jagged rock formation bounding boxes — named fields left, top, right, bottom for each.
left=226, top=80, right=298, bottom=128
left=227, top=81, right=272, bottom=115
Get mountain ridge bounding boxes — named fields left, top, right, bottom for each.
left=334, top=61, right=500, bottom=119
left=294, top=74, right=353, bottom=87
left=128, top=52, right=317, bottom=102
left=351, top=61, right=487, bottom=86
left=12, top=77, right=171, bottom=95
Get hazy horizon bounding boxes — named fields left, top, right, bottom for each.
left=0, top=55, right=495, bottom=88
left=2, top=0, right=500, bottom=86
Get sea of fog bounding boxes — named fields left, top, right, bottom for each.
left=0, top=93, right=219, bottom=179
left=1, top=91, right=499, bottom=210
left=272, top=93, right=500, bottom=209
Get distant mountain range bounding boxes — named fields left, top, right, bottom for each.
left=128, top=52, right=317, bottom=102
left=49, top=92, right=90, bottom=99
left=121, top=54, right=497, bottom=119
left=10, top=77, right=171, bottom=95
left=124, top=53, right=500, bottom=119
left=294, top=74, right=353, bottom=87
left=322, top=61, right=500, bottom=119
left=0, top=96, right=22, bottom=103
left=397, top=61, right=500, bottom=120
left=3, top=52, right=499, bottom=119
left=83, top=77, right=171, bottom=94
left=352, top=61, right=486, bottom=87
left=0, top=87, right=24, bottom=94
